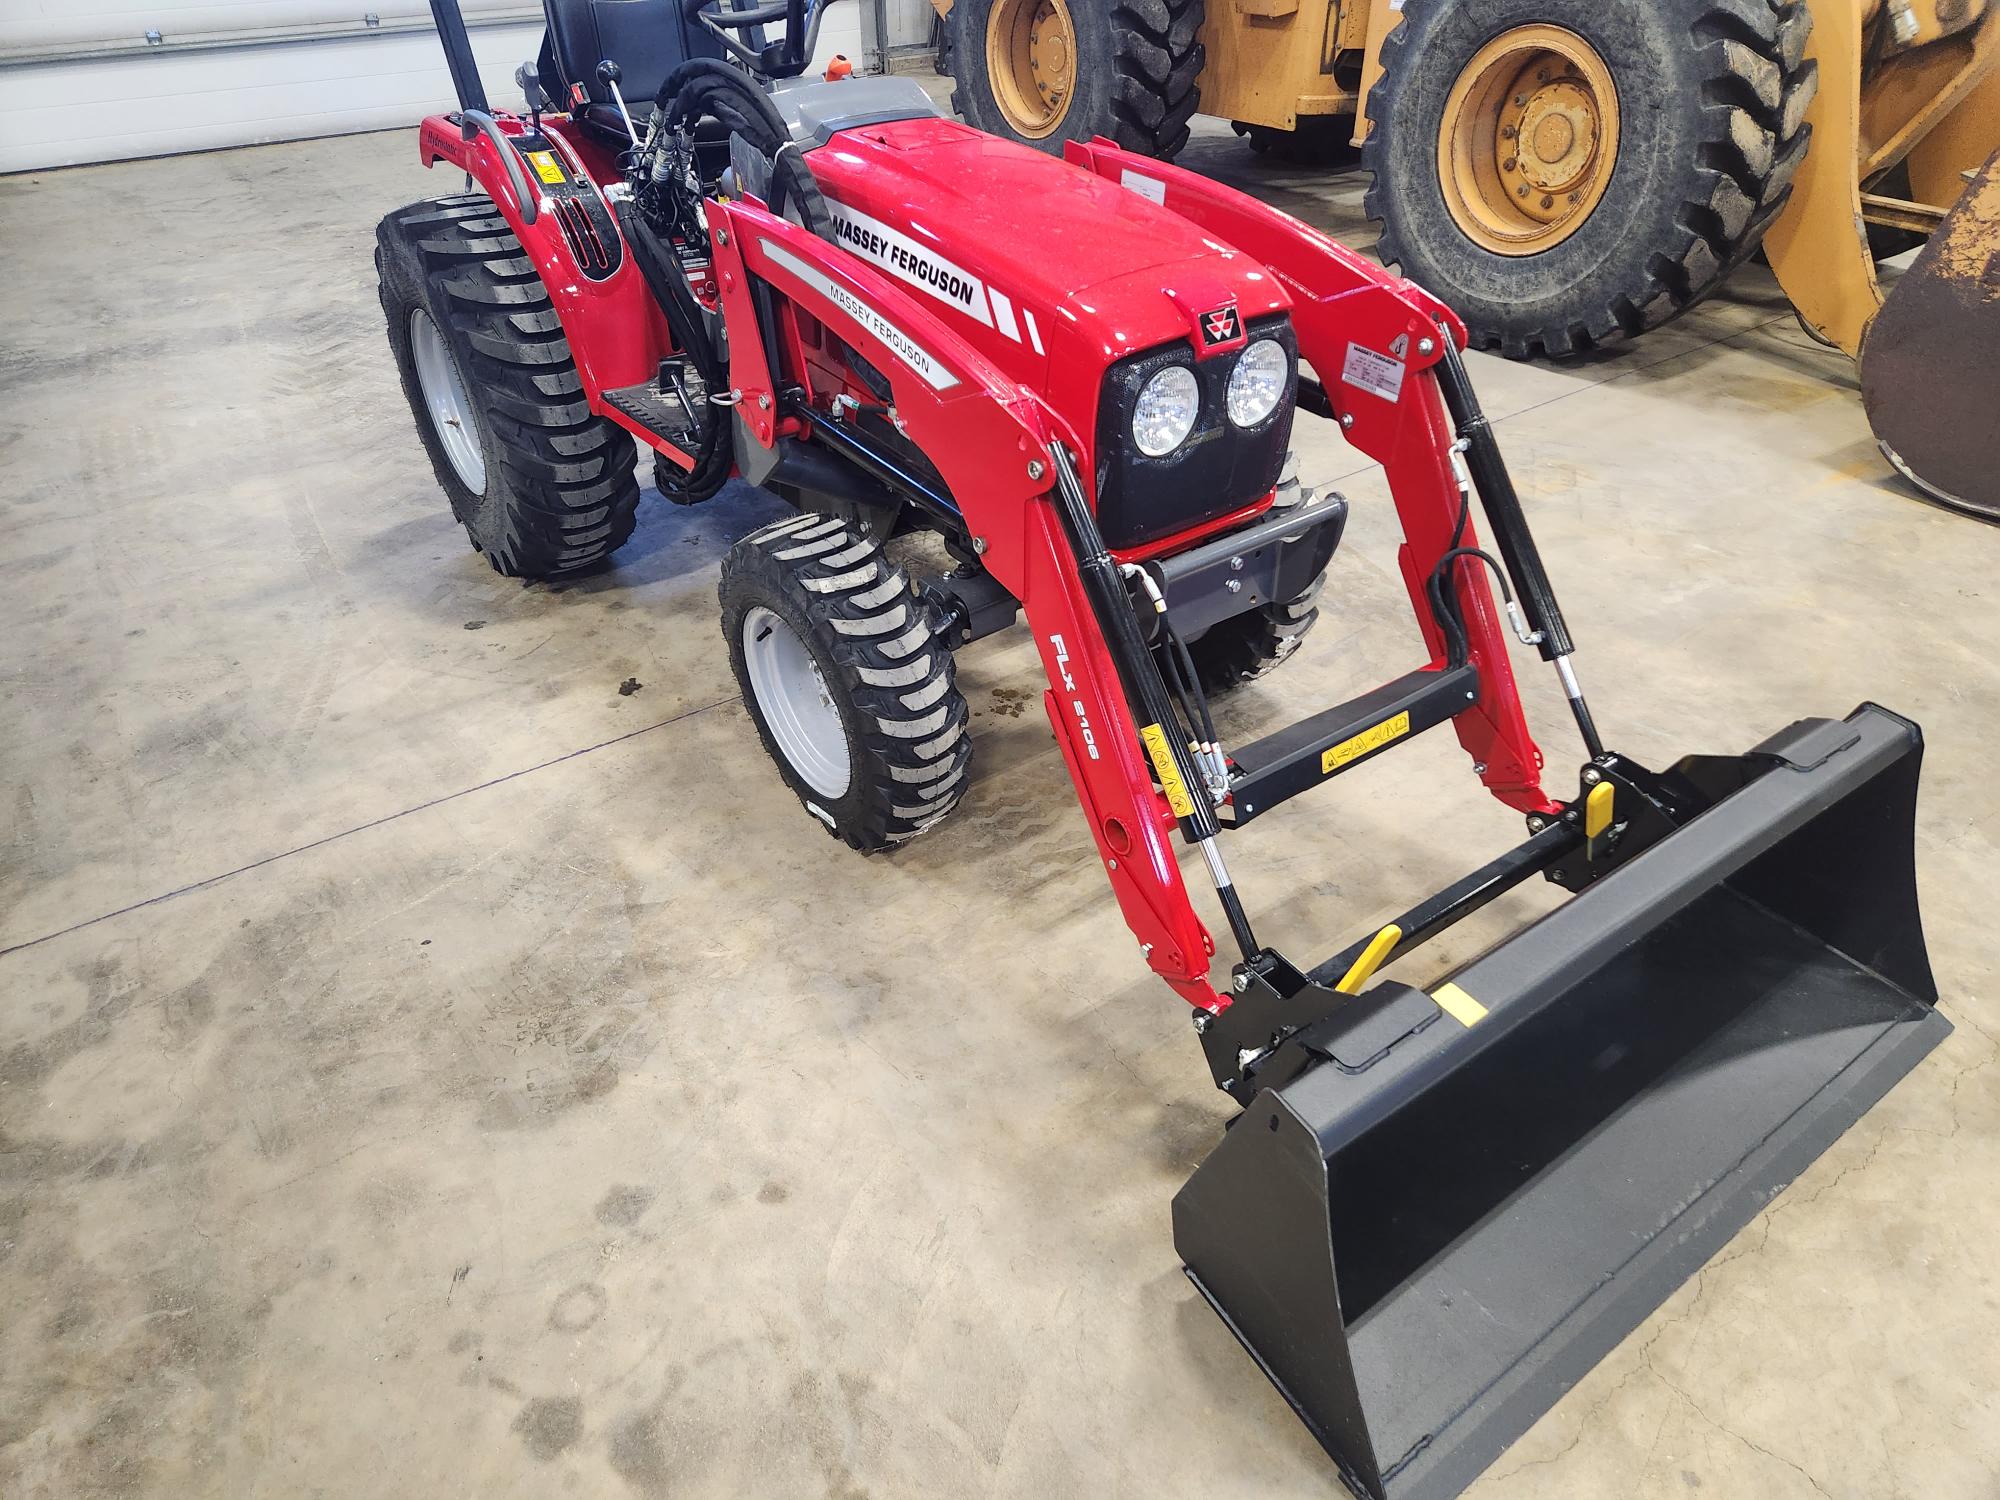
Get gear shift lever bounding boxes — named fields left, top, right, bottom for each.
left=595, top=59, right=641, bottom=148
left=514, top=60, right=542, bottom=133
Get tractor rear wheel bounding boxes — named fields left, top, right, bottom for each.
left=376, top=194, right=640, bottom=577
left=947, top=0, right=1204, bottom=157
left=1363, top=0, right=1817, bottom=357
left=720, top=515, right=972, bottom=851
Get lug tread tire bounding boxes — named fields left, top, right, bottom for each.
left=1180, top=460, right=1328, bottom=692
left=1363, top=0, right=1817, bottom=358
left=376, top=194, right=639, bottom=577
left=721, top=517, right=972, bottom=852
left=946, top=0, right=1204, bottom=158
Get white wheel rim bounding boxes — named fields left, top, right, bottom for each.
left=743, top=605, right=851, bottom=799
left=409, top=307, right=486, bottom=493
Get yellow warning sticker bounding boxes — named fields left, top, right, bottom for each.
left=1322, top=710, right=1411, bottom=776
left=1432, top=982, right=1488, bottom=1028
left=1139, top=723, right=1197, bottom=819
left=525, top=150, right=566, bottom=185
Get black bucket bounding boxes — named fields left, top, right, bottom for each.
left=1174, top=704, right=1948, bottom=1500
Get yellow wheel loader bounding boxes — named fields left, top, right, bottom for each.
left=935, top=0, right=2000, bottom=516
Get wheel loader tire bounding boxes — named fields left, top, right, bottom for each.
left=1363, top=0, right=1817, bottom=358
left=720, top=514, right=972, bottom=852
left=946, top=0, right=1205, bottom=158
left=376, top=194, right=640, bottom=577
left=1180, top=459, right=1327, bottom=693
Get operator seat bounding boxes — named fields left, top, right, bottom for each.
left=539, top=0, right=727, bottom=143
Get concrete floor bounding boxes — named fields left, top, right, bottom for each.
left=2, top=99, right=1997, bottom=1500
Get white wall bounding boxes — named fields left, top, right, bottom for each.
left=0, top=0, right=886, bottom=174
left=881, top=0, right=934, bottom=51
left=0, top=13, right=539, bottom=173
left=0, top=2, right=530, bottom=53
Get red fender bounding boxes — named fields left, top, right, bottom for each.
left=416, top=113, right=671, bottom=407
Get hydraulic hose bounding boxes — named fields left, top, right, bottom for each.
left=653, top=61, right=830, bottom=235
left=626, top=61, right=829, bottom=501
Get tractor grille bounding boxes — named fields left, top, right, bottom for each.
left=1093, top=313, right=1297, bottom=551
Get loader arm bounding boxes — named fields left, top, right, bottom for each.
left=707, top=197, right=1229, bottom=1007
left=1065, top=138, right=1557, bottom=815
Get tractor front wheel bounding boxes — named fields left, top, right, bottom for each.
left=1363, top=0, right=1816, bottom=357
left=1179, top=458, right=1330, bottom=693
left=720, top=515, right=972, bottom=851
left=376, top=195, right=640, bottom=577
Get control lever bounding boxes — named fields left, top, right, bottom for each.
left=514, top=61, right=542, bottom=133
left=595, top=59, right=641, bottom=148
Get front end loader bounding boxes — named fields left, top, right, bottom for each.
left=382, top=2, right=1950, bottom=1490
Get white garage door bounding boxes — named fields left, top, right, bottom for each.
left=0, top=1, right=871, bottom=175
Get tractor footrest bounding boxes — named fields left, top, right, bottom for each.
left=1221, top=662, right=1479, bottom=828
left=603, top=376, right=704, bottom=447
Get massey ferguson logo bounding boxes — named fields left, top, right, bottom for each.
left=1201, top=305, right=1243, bottom=346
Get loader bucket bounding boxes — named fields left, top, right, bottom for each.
left=1175, top=703, right=1947, bottom=1500
left=1860, top=148, right=2000, bottom=521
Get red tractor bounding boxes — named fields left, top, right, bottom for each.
left=380, top=3, right=1948, bottom=1493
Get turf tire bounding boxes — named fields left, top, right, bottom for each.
left=376, top=194, right=639, bottom=576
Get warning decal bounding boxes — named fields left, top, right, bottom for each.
left=1321, top=710, right=1411, bottom=775
left=1139, top=723, right=1197, bottom=819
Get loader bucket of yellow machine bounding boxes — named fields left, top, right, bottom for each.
left=1861, top=148, right=2000, bottom=521
left=1174, top=703, right=1947, bottom=1500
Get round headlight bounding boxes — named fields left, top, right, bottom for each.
left=1226, top=338, right=1289, bottom=427
left=1133, top=365, right=1200, bottom=457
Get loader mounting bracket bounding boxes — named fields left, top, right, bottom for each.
left=1203, top=954, right=1448, bottom=1104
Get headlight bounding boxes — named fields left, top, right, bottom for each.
left=1226, top=338, right=1289, bottom=428
left=1133, top=365, right=1200, bottom=457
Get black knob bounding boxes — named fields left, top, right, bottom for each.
left=595, top=59, right=621, bottom=86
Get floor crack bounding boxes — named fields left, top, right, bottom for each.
left=0, top=696, right=733, bottom=959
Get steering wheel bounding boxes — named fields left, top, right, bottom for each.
left=683, top=0, right=839, bottom=79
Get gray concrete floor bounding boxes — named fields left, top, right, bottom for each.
left=2, top=101, right=1997, bottom=1500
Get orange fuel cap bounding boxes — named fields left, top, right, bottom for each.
left=824, top=53, right=853, bottom=80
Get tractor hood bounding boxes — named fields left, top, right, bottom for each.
left=803, top=117, right=1291, bottom=395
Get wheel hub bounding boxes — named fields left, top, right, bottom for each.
left=409, top=307, right=486, bottom=493
left=742, top=604, right=851, bottom=800
left=1437, top=25, right=1619, bottom=256
left=988, top=0, right=1076, bottom=139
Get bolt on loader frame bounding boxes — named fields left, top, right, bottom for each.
left=398, top=3, right=1952, bottom=1491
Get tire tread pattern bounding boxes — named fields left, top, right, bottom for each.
left=721, top=516, right=972, bottom=852
left=1364, top=0, right=1818, bottom=357
left=946, top=0, right=1205, bottom=158
left=377, top=194, right=639, bottom=576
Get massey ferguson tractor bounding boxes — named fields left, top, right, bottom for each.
left=379, top=2, right=1950, bottom=1492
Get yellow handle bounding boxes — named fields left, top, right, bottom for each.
left=1334, top=923, right=1402, bottom=995
left=1585, top=779, right=1615, bottom=841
